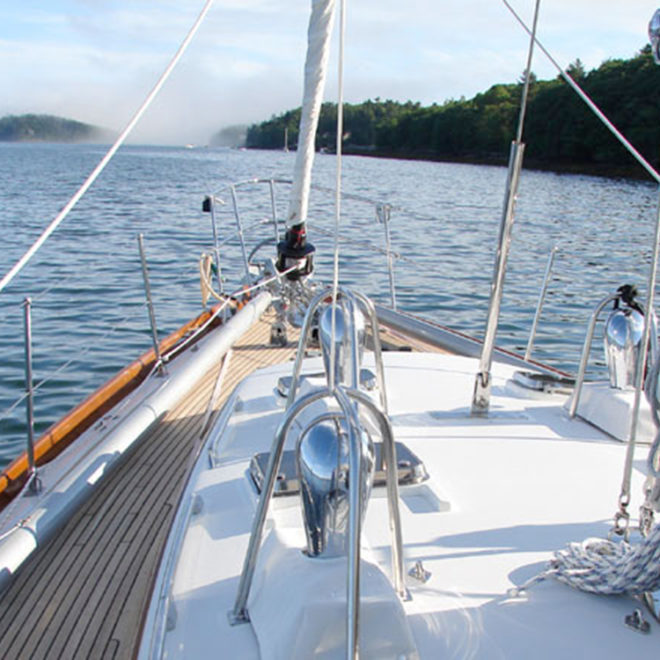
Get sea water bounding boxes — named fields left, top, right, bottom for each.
left=0, top=142, right=657, bottom=467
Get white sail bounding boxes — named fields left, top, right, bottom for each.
left=286, top=0, right=336, bottom=227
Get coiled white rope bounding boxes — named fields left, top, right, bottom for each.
left=511, top=525, right=660, bottom=597
left=199, top=252, right=227, bottom=306
left=0, top=0, right=216, bottom=295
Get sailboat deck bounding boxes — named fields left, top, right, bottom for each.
left=0, top=310, right=435, bottom=659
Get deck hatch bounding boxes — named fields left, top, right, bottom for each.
left=249, top=441, right=428, bottom=496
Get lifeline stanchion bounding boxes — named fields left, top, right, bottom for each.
left=376, top=203, right=397, bottom=310
left=23, top=297, right=41, bottom=493
left=138, top=234, right=165, bottom=375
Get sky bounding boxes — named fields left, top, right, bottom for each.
left=1, top=0, right=659, bottom=145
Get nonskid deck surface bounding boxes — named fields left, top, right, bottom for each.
left=159, top=351, right=656, bottom=659
left=0, top=311, right=303, bottom=660
left=0, top=309, right=435, bottom=659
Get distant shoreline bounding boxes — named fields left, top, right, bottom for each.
left=248, top=144, right=656, bottom=183
left=0, top=114, right=114, bottom=144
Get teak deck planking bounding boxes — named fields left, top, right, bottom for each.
left=0, top=310, right=440, bottom=659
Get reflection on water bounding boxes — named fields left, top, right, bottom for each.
left=0, top=143, right=657, bottom=467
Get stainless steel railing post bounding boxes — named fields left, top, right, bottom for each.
left=472, top=0, right=540, bottom=415
left=268, top=179, right=280, bottom=248
left=229, top=185, right=252, bottom=283
left=23, top=297, right=40, bottom=493
left=525, top=245, right=558, bottom=361
left=137, top=233, right=165, bottom=375
left=376, top=203, right=397, bottom=310
left=207, top=196, right=225, bottom=295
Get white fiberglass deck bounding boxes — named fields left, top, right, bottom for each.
left=147, top=353, right=657, bottom=659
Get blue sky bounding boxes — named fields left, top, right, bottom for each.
left=1, top=0, right=658, bottom=144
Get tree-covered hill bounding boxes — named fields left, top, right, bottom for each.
left=0, top=114, right=112, bottom=143
left=245, top=46, right=660, bottom=179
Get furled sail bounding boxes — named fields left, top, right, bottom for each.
left=287, top=0, right=336, bottom=228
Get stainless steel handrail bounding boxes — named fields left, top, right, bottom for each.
left=229, top=388, right=362, bottom=649
left=568, top=292, right=619, bottom=418
left=294, top=396, right=406, bottom=599
left=344, top=387, right=406, bottom=597
left=230, top=384, right=405, bottom=658
left=285, top=286, right=389, bottom=416
left=334, top=387, right=363, bottom=660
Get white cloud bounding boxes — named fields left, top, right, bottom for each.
left=2, top=0, right=659, bottom=144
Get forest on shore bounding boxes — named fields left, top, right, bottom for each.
left=246, top=46, right=660, bottom=179
left=0, top=114, right=111, bottom=143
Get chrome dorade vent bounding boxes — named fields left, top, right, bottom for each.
left=297, top=419, right=375, bottom=558
left=604, top=301, right=644, bottom=389
left=285, top=286, right=389, bottom=413
left=570, top=284, right=658, bottom=418
left=232, top=289, right=406, bottom=660
left=319, top=298, right=366, bottom=389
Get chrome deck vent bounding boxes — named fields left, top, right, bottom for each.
left=604, top=306, right=644, bottom=389
left=297, top=420, right=375, bottom=558
left=249, top=442, right=429, bottom=496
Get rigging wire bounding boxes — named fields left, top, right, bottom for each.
left=0, top=300, right=151, bottom=426
left=0, top=261, right=300, bottom=452
left=515, top=0, right=541, bottom=144
left=503, top=0, right=660, bottom=536
left=0, top=0, right=216, bottom=295
left=501, top=0, right=660, bottom=184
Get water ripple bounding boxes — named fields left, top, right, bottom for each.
left=0, top=143, right=657, bottom=468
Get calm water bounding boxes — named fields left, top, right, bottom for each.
left=0, top=143, right=658, bottom=468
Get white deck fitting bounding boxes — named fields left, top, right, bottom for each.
left=149, top=353, right=658, bottom=659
